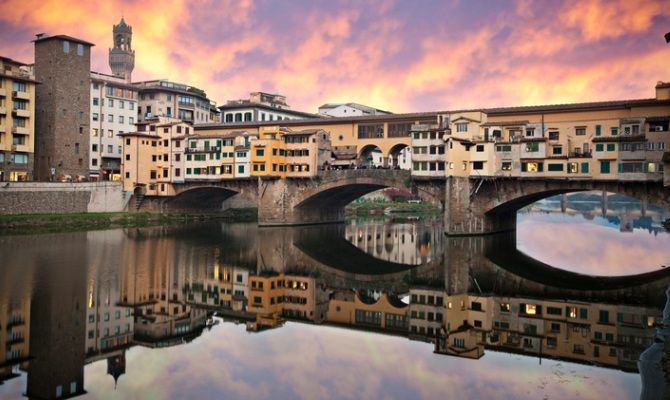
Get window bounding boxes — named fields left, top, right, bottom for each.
left=547, top=306, right=562, bottom=315
left=599, top=310, right=610, bottom=323
left=108, top=129, right=113, bottom=137
left=77, top=43, right=84, bottom=56
left=108, top=114, right=113, bottom=122
left=575, top=127, right=586, bottom=135
left=92, top=113, right=99, bottom=121
left=119, top=116, right=124, bottom=124
left=256, top=149, right=264, bottom=157
left=119, top=100, right=124, bottom=109
left=595, top=143, right=604, bottom=152
left=12, top=81, right=26, bottom=92
left=496, top=145, right=512, bottom=152
left=521, top=162, right=543, bottom=172
left=108, top=99, right=114, bottom=107
left=476, top=145, right=484, bottom=152
left=107, top=145, right=113, bottom=154
left=523, top=304, right=538, bottom=315
left=595, top=125, right=601, bottom=136
left=611, top=127, right=618, bottom=136
left=500, top=303, right=510, bottom=312
left=606, top=143, right=615, bottom=151
left=525, top=142, right=539, bottom=152
left=63, top=40, right=70, bottom=53
left=581, top=162, right=589, bottom=173
left=552, top=146, right=562, bottom=155
left=129, top=117, right=134, bottom=124
left=456, top=123, right=468, bottom=132
left=92, top=144, right=98, bottom=152
left=600, top=160, right=610, bottom=174
left=547, top=163, right=563, bottom=172
left=93, top=97, right=99, bottom=106
left=472, top=161, right=484, bottom=170
left=549, top=131, right=559, bottom=140
left=11, top=153, right=28, bottom=164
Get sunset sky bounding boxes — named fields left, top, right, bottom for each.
left=0, top=0, right=668, bottom=113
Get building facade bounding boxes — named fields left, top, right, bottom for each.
left=34, top=34, right=94, bottom=181
left=0, top=56, right=37, bottom=181
left=135, top=80, right=217, bottom=125
left=318, top=102, right=392, bottom=118
left=220, top=92, right=317, bottom=124
left=90, top=72, right=137, bottom=180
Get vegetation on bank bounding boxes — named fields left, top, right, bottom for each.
left=0, top=208, right=258, bottom=235
left=345, top=199, right=440, bottom=215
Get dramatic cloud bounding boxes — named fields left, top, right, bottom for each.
left=0, top=0, right=668, bottom=113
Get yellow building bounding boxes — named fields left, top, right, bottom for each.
left=120, top=116, right=192, bottom=195
left=0, top=56, right=37, bottom=181
left=326, top=290, right=409, bottom=332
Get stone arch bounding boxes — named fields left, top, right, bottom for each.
left=388, top=143, right=410, bottom=170
left=358, top=144, right=384, bottom=169
left=166, top=186, right=240, bottom=212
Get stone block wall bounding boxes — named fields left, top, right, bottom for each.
left=0, top=182, right=124, bottom=214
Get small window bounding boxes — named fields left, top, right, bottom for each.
left=77, top=43, right=84, bottom=56
left=63, top=40, right=69, bottom=53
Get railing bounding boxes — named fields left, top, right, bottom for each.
left=185, top=146, right=220, bottom=153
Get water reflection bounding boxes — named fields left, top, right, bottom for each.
left=518, top=192, right=670, bottom=275
left=0, top=217, right=669, bottom=399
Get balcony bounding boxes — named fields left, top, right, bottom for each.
left=185, top=146, right=220, bottom=153
left=11, top=126, right=28, bottom=135
left=12, top=91, right=30, bottom=100
left=568, top=151, right=592, bottom=158
left=12, top=108, right=30, bottom=118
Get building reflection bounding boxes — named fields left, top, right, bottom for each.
left=0, top=218, right=668, bottom=398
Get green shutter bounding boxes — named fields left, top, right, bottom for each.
left=581, top=162, right=589, bottom=173
left=595, top=125, right=601, bottom=136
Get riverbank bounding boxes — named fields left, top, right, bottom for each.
left=0, top=208, right=258, bottom=235
left=346, top=200, right=440, bottom=216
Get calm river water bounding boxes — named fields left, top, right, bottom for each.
left=1, top=193, right=669, bottom=399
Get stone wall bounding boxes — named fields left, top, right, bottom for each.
left=0, top=182, right=124, bottom=214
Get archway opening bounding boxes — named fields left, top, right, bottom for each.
left=167, top=187, right=240, bottom=213
left=357, top=144, right=384, bottom=169
left=512, top=190, right=670, bottom=276
left=388, top=143, right=411, bottom=170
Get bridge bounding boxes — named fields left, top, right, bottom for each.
left=139, top=169, right=669, bottom=235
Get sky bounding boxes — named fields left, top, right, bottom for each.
left=0, top=0, right=668, bottom=114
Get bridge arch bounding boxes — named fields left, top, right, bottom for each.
left=258, top=170, right=444, bottom=226
left=358, top=144, right=383, bottom=168
left=445, top=176, right=670, bottom=235
left=166, top=186, right=241, bottom=212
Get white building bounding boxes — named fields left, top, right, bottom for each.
left=219, top=92, right=317, bottom=124
left=318, top=102, right=392, bottom=118
left=410, top=123, right=447, bottom=178
left=90, top=72, right=137, bottom=181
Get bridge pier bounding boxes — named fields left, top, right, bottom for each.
left=444, top=176, right=516, bottom=236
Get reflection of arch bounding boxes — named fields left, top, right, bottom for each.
left=388, top=143, right=409, bottom=169
left=358, top=144, right=383, bottom=168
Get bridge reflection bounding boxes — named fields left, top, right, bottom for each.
left=0, top=221, right=669, bottom=397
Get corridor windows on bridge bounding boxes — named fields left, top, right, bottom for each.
left=358, top=123, right=384, bottom=139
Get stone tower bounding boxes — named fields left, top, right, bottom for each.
left=109, top=17, right=135, bottom=82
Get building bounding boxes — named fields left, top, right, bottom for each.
left=219, top=92, right=318, bottom=123
left=119, top=116, right=192, bottom=195
left=89, top=72, right=137, bottom=180
left=33, top=33, right=94, bottom=181
left=135, top=80, right=217, bottom=125
left=108, top=17, right=135, bottom=82
left=249, top=126, right=332, bottom=178
left=183, top=131, right=254, bottom=181
left=318, top=102, right=392, bottom=118
left=0, top=56, right=37, bottom=181
left=409, top=123, right=447, bottom=178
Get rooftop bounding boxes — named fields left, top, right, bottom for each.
left=33, top=33, right=95, bottom=47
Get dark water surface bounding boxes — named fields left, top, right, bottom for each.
left=1, top=198, right=670, bottom=399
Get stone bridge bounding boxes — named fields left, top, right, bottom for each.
left=257, top=169, right=444, bottom=226
left=445, top=176, right=670, bottom=235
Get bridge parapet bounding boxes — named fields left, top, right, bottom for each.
left=316, top=169, right=411, bottom=185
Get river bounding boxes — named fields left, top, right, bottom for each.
left=0, top=193, right=669, bottom=399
